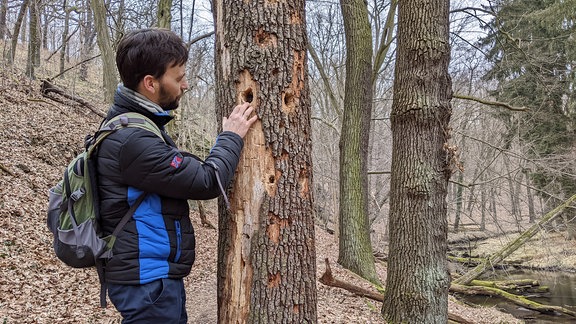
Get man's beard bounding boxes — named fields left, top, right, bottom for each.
left=158, top=86, right=181, bottom=110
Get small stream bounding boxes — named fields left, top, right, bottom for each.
left=456, top=270, right=576, bottom=323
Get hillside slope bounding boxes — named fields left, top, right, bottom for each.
left=0, top=71, right=520, bottom=323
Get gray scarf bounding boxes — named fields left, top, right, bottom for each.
left=117, top=83, right=169, bottom=116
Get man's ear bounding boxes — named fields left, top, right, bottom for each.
left=141, top=75, right=158, bottom=94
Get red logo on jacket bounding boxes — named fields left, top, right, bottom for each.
left=170, top=155, right=183, bottom=169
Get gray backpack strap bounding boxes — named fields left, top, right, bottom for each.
left=101, top=112, right=164, bottom=140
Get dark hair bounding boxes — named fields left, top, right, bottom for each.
left=116, top=28, right=188, bottom=90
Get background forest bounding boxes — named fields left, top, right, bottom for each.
left=0, top=0, right=575, bottom=322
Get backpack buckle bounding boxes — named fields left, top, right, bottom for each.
left=120, top=116, right=129, bottom=126
left=70, top=188, right=85, bottom=201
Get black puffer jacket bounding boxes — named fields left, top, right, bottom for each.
left=96, top=90, right=242, bottom=285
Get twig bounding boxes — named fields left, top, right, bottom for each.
left=47, top=54, right=101, bottom=81
left=0, top=162, right=15, bottom=176
left=453, top=93, right=528, bottom=111
left=27, top=97, right=60, bottom=108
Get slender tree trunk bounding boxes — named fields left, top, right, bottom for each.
left=157, top=0, right=172, bottom=29
left=79, top=0, right=96, bottom=81
left=525, top=172, right=536, bottom=223
left=8, top=0, right=29, bottom=64
left=26, top=0, right=40, bottom=78
left=41, top=5, right=48, bottom=49
left=91, top=0, right=117, bottom=103
left=155, top=0, right=179, bottom=136
left=114, top=0, right=124, bottom=39
left=382, top=0, right=452, bottom=322
left=454, top=173, right=464, bottom=232
left=337, top=0, right=380, bottom=285
left=0, top=0, right=7, bottom=40
left=480, top=180, right=487, bottom=231
left=59, top=0, right=70, bottom=76
left=214, top=0, right=317, bottom=323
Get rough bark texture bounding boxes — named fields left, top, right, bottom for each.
left=156, top=0, right=172, bottom=29
left=213, top=0, right=317, bottom=323
left=382, top=0, right=453, bottom=323
left=0, top=0, right=7, bottom=40
left=8, top=0, right=29, bottom=63
left=91, top=0, right=117, bottom=104
left=337, top=0, right=380, bottom=285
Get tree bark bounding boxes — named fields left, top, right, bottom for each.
left=319, top=259, right=474, bottom=324
left=91, top=0, right=117, bottom=104
left=337, top=0, right=380, bottom=285
left=25, top=0, right=40, bottom=78
left=382, top=0, right=453, bottom=322
left=156, top=0, right=172, bottom=29
left=213, top=0, right=317, bottom=322
left=454, top=193, right=576, bottom=285
left=79, top=0, right=96, bottom=81
left=0, top=0, right=7, bottom=40
left=59, top=0, right=70, bottom=76
left=8, top=0, right=29, bottom=63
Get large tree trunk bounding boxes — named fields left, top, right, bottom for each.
left=381, top=0, right=453, bottom=322
left=91, top=0, right=117, bottom=103
left=213, top=0, right=317, bottom=323
left=337, top=0, right=379, bottom=285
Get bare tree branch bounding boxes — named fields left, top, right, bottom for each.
left=453, top=93, right=528, bottom=111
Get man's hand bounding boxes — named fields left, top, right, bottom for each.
left=222, top=102, right=258, bottom=138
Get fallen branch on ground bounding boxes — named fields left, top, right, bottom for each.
left=451, top=283, right=576, bottom=317
left=454, top=194, right=576, bottom=285
left=0, top=163, right=15, bottom=176
left=40, top=80, right=105, bottom=118
left=318, top=259, right=474, bottom=324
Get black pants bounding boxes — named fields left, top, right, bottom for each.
left=108, top=278, right=187, bottom=323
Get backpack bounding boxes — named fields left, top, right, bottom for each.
left=46, top=112, right=164, bottom=306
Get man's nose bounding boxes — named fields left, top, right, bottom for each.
left=181, top=79, right=189, bottom=90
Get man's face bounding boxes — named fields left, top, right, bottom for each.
left=157, top=63, right=188, bottom=110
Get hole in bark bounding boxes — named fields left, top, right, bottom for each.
left=268, top=175, right=275, bottom=184
left=242, top=88, right=253, bottom=103
left=284, top=91, right=294, bottom=106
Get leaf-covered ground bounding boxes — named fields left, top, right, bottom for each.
left=0, top=71, right=521, bottom=323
